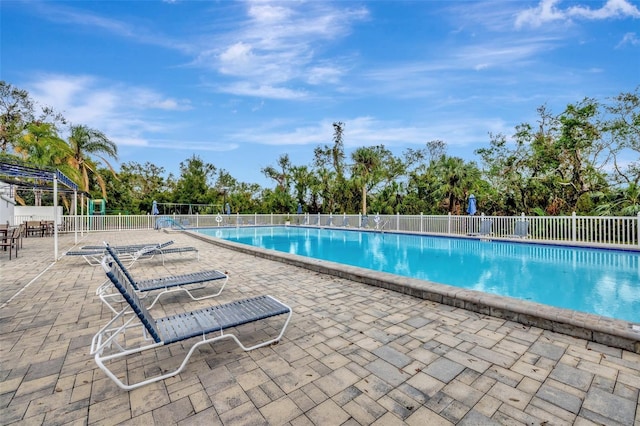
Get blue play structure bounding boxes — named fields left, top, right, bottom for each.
left=89, top=199, right=106, bottom=215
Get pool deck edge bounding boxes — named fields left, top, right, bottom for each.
left=186, top=230, right=640, bottom=354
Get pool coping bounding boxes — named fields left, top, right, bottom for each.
left=185, top=229, right=640, bottom=354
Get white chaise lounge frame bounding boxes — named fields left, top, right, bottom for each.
left=65, top=241, right=178, bottom=266
left=506, top=220, right=530, bottom=239
left=467, top=219, right=493, bottom=238
left=91, top=256, right=292, bottom=390
left=96, top=244, right=229, bottom=314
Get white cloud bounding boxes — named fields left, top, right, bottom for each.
left=617, top=32, right=640, bottom=47
left=228, top=116, right=510, bottom=150
left=515, top=0, right=640, bottom=28
left=216, top=82, right=309, bottom=100
left=142, top=140, right=239, bottom=152
left=205, top=1, right=368, bottom=98
left=219, top=42, right=255, bottom=75
left=357, top=34, right=560, bottom=100
left=126, top=88, right=192, bottom=111
left=31, top=1, right=368, bottom=100
left=567, top=0, right=640, bottom=19
left=306, top=65, right=344, bottom=85
left=247, top=3, right=292, bottom=22
left=230, top=120, right=334, bottom=146
left=515, top=0, right=566, bottom=28
left=26, top=74, right=238, bottom=155
left=453, top=37, right=558, bottom=69
left=33, top=2, right=193, bottom=53
left=26, top=74, right=191, bottom=148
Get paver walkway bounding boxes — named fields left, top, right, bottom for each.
left=1, top=229, right=638, bottom=425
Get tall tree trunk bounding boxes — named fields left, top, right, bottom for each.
left=362, top=185, right=367, bottom=215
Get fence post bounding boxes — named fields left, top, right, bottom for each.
left=396, top=212, right=400, bottom=231
left=420, top=212, right=423, bottom=233
left=448, top=212, right=451, bottom=235
left=572, top=211, right=577, bottom=242
left=637, top=212, right=640, bottom=247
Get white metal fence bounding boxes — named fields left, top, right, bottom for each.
left=11, top=212, right=640, bottom=247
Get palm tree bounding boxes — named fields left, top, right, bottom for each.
left=351, top=146, right=383, bottom=215
left=594, top=183, right=640, bottom=216
left=435, top=156, right=480, bottom=213
left=16, top=122, right=71, bottom=166
left=14, top=122, right=77, bottom=206
left=66, top=125, right=118, bottom=198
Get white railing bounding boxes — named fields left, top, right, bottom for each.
left=53, top=212, right=640, bottom=247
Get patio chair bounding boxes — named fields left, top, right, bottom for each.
left=25, top=220, right=44, bottom=237
left=16, top=223, right=25, bottom=249
left=467, top=219, right=493, bottom=237
left=341, top=217, right=350, bottom=227
left=41, top=220, right=55, bottom=237
left=361, top=216, right=370, bottom=228
left=96, top=244, right=228, bottom=313
left=91, top=255, right=292, bottom=390
left=505, top=220, right=530, bottom=239
left=0, top=227, right=21, bottom=259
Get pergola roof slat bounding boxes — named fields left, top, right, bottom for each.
left=0, top=161, right=78, bottom=191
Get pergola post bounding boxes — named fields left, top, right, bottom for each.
left=0, top=161, right=79, bottom=262
left=73, top=190, right=78, bottom=244
left=53, top=173, right=58, bottom=260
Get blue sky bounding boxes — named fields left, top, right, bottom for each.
left=1, top=0, right=639, bottom=187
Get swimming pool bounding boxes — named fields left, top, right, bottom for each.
left=197, top=226, right=640, bottom=323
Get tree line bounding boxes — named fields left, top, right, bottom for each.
left=1, top=80, right=638, bottom=217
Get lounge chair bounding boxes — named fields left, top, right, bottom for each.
left=97, top=244, right=227, bottom=313
left=134, top=243, right=199, bottom=264
left=467, top=219, right=493, bottom=237
left=81, top=242, right=170, bottom=251
left=68, top=241, right=198, bottom=265
left=505, top=220, right=530, bottom=239
left=91, top=255, right=292, bottom=390
left=66, top=241, right=175, bottom=266
left=64, top=248, right=106, bottom=265
left=361, top=216, right=370, bottom=228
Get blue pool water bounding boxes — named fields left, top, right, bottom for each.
left=198, top=226, right=640, bottom=323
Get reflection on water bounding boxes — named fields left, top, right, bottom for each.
left=200, top=227, right=640, bottom=322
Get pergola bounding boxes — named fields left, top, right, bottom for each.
left=0, top=160, right=81, bottom=259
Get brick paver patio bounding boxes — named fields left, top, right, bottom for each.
left=1, top=229, right=638, bottom=425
